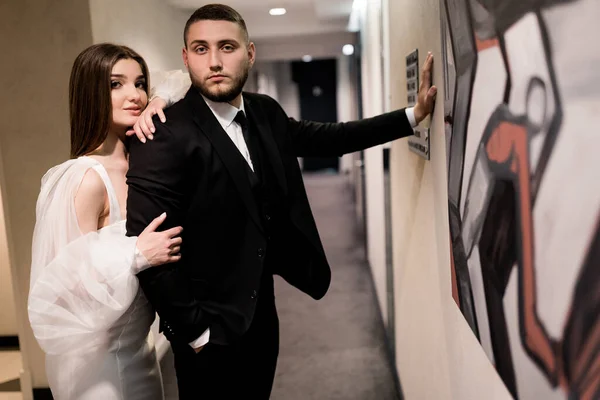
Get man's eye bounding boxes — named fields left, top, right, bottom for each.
left=223, top=45, right=234, bottom=51
left=111, top=81, right=122, bottom=89
left=195, top=47, right=207, bottom=53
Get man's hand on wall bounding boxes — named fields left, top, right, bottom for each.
left=414, top=52, right=437, bottom=124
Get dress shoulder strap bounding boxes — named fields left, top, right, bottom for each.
left=89, top=162, right=123, bottom=223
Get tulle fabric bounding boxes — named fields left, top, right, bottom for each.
left=28, top=157, right=140, bottom=355
left=150, top=69, right=191, bottom=106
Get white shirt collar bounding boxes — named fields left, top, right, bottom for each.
left=201, top=94, right=245, bottom=129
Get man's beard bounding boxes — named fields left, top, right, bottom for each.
left=191, top=64, right=249, bottom=103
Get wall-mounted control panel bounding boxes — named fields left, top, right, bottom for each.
left=406, top=49, right=430, bottom=160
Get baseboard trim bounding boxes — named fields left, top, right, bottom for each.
left=0, top=378, right=20, bottom=392
left=365, top=260, right=404, bottom=400
left=33, top=388, right=54, bottom=400
left=0, top=335, right=19, bottom=350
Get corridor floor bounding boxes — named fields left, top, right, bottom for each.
left=270, top=173, right=398, bottom=400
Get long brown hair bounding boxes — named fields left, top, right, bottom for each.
left=69, top=43, right=149, bottom=158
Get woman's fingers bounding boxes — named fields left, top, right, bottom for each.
left=144, top=109, right=156, bottom=137
left=157, top=108, right=166, bottom=123
left=164, top=226, right=183, bottom=238
left=142, top=212, right=166, bottom=234
left=166, top=253, right=181, bottom=263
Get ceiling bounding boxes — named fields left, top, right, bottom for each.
left=165, top=0, right=355, bottom=40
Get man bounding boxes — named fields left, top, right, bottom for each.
left=126, top=4, right=436, bottom=399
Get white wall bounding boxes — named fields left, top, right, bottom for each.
left=337, top=54, right=359, bottom=174
left=89, top=0, right=189, bottom=72
left=381, top=0, right=513, bottom=397
left=358, top=0, right=388, bottom=327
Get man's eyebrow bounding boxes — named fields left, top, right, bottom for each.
left=218, top=39, right=240, bottom=46
left=189, top=39, right=240, bottom=46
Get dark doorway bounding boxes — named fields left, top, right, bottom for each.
left=291, top=58, right=339, bottom=172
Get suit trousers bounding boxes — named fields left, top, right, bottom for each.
left=171, top=275, right=279, bottom=400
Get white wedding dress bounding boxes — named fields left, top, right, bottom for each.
left=28, top=156, right=164, bottom=400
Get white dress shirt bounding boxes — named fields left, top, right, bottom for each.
left=405, top=107, right=417, bottom=128
left=202, top=95, right=255, bottom=170
left=187, top=97, right=417, bottom=349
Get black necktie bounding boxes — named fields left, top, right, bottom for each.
left=233, top=110, right=258, bottom=174
left=234, top=110, right=251, bottom=146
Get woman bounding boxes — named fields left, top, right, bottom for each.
left=28, top=43, right=182, bottom=399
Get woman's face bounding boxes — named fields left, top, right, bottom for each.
left=110, top=58, right=148, bottom=131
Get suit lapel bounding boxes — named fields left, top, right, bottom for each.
left=244, top=96, right=288, bottom=195
left=186, top=89, right=264, bottom=233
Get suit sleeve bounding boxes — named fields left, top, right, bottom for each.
left=282, top=103, right=414, bottom=157
left=126, top=119, right=210, bottom=343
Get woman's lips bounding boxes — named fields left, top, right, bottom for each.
left=125, top=108, right=141, bottom=116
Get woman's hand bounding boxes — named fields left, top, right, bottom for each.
left=126, top=97, right=168, bottom=143
left=137, top=212, right=182, bottom=266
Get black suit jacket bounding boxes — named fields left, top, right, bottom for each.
left=126, top=88, right=414, bottom=345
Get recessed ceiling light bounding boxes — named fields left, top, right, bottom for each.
left=269, top=8, right=286, bottom=16
left=342, top=44, right=355, bottom=56
left=302, top=55, right=313, bottom=62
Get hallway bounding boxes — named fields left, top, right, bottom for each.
left=270, top=173, right=398, bottom=400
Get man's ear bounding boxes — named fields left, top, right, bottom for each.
left=248, top=42, right=256, bottom=68
left=182, top=47, right=189, bottom=68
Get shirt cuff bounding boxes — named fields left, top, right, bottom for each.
left=405, top=107, right=417, bottom=128
left=133, top=245, right=151, bottom=274
left=189, top=328, right=210, bottom=349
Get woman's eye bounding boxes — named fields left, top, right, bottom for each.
left=111, top=81, right=122, bottom=89
left=136, top=81, right=145, bottom=89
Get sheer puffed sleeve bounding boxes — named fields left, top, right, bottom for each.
left=149, top=69, right=191, bottom=107
left=27, top=158, right=142, bottom=355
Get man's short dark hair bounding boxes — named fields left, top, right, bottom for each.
left=184, top=4, right=249, bottom=47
